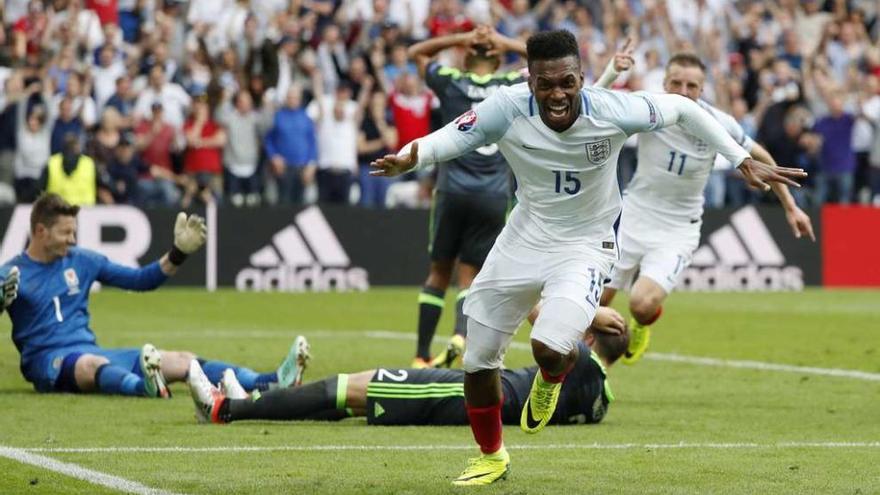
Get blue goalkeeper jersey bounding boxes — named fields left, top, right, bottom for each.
left=1, top=247, right=167, bottom=369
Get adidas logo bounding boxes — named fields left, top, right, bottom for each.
left=235, top=207, right=369, bottom=292
left=679, top=206, right=804, bottom=292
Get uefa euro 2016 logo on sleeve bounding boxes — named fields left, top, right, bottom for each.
left=64, top=268, right=80, bottom=295
left=455, top=110, right=477, bottom=132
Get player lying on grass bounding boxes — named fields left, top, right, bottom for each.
left=591, top=46, right=815, bottom=364
left=0, top=193, right=309, bottom=398
left=187, top=306, right=628, bottom=426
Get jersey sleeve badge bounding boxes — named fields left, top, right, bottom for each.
left=455, top=110, right=477, bottom=132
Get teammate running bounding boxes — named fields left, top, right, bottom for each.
left=371, top=30, right=806, bottom=485
left=406, top=26, right=526, bottom=369
left=593, top=49, right=815, bottom=363
left=0, top=193, right=309, bottom=397
left=188, top=307, right=627, bottom=428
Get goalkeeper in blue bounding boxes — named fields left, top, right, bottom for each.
left=0, top=193, right=309, bottom=398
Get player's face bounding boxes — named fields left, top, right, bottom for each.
left=41, top=216, right=77, bottom=259
left=529, top=55, right=584, bottom=132
left=664, top=64, right=705, bottom=101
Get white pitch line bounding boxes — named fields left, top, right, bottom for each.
left=21, top=442, right=880, bottom=454
left=642, top=353, right=880, bottom=381
left=151, top=328, right=880, bottom=382
left=0, top=445, right=183, bottom=495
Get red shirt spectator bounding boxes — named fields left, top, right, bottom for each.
left=183, top=98, right=226, bottom=175
left=183, top=119, right=223, bottom=174
left=13, top=7, right=48, bottom=56
left=86, top=0, right=119, bottom=26
left=389, top=74, right=437, bottom=151
left=134, top=105, right=176, bottom=177
left=427, top=0, right=473, bottom=37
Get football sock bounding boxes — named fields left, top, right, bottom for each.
left=416, top=286, right=446, bottom=359
left=466, top=399, right=503, bottom=454
left=95, top=364, right=145, bottom=396
left=641, top=306, right=663, bottom=326
left=198, top=359, right=276, bottom=392
left=539, top=359, right=574, bottom=384
left=224, top=375, right=343, bottom=422
left=453, top=289, right=468, bottom=337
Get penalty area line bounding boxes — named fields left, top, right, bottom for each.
left=0, top=445, right=183, bottom=495
left=22, top=441, right=880, bottom=454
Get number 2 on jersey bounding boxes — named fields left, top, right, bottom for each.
left=376, top=369, right=408, bottom=382
left=667, top=151, right=687, bottom=175
left=553, top=170, right=581, bottom=194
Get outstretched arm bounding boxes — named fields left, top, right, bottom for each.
left=98, top=212, right=207, bottom=289
left=370, top=89, right=512, bottom=177
left=651, top=93, right=806, bottom=190
left=749, top=142, right=816, bottom=241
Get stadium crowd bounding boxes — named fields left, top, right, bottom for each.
left=0, top=0, right=878, bottom=209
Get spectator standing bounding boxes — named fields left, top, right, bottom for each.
left=134, top=103, right=181, bottom=207
left=264, top=85, right=317, bottom=205
left=217, top=91, right=266, bottom=207
left=182, top=96, right=226, bottom=205
left=308, top=81, right=370, bottom=204
left=357, top=90, right=397, bottom=208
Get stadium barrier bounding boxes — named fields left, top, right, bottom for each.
left=821, top=205, right=880, bottom=287
left=1, top=203, right=873, bottom=290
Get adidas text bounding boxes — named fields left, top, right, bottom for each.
left=236, top=265, right=369, bottom=292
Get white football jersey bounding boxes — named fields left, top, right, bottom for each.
left=625, top=100, right=754, bottom=222
left=414, top=83, right=750, bottom=250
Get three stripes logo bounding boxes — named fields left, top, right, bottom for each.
left=235, top=207, right=369, bottom=292
left=679, top=206, right=804, bottom=291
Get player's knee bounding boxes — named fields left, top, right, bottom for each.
left=76, top=354, right=109, bottom=375
left=530, top=298, right=587, bottom=357
left=630, top=295, right=661, bottom=324
left=462, top=318, right=509, bottom=373
left=162, top=351, right=196, bottom=371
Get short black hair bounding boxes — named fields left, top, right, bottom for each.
left=30, top=193, right=79, bottom=233
left=589, top=326, right=630, bottom=366
left=667, top=52, right=707, bottom=73
left=526, top=30, right=580, bottom=66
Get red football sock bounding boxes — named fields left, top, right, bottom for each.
left=642, top=306, right=663, bottom=326
left=540, top=360, right=575, bottom=384
left=466, top=400, right=503, bottom=455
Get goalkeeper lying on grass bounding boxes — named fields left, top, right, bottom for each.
left=0, top=193, right=309, bottom=398
left=188, top=306, right=628, bottom=426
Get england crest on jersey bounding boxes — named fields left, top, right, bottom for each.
left=64, top=268, right=80, bottom=295
left=586, top=139, right=611, bottom=165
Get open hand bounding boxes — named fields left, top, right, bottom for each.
left=370, top=141, right=419, bottom=177
left=590, top=306, right=626, bottom=336
left=173, top=213, right=207, bottom=254
left=785, top=206, right=816, bottom=241
left=737, top=158, right=806, bottom=191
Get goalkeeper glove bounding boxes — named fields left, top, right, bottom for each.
left=0, top=266, right=20, bottom=314
left=169, top=213, right=207, bottom=265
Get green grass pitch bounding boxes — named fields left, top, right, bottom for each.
left=1, top=288, right=878, bottom=494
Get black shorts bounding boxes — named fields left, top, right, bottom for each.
left=366, top=368, right=468, bottom=425
left=429, top=191, right=508, bottom=267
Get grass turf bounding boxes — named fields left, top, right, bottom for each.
left=0, top=288, right=878, bottom=494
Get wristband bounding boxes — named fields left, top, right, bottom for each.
left=168, top=246, right=189, bottom=266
